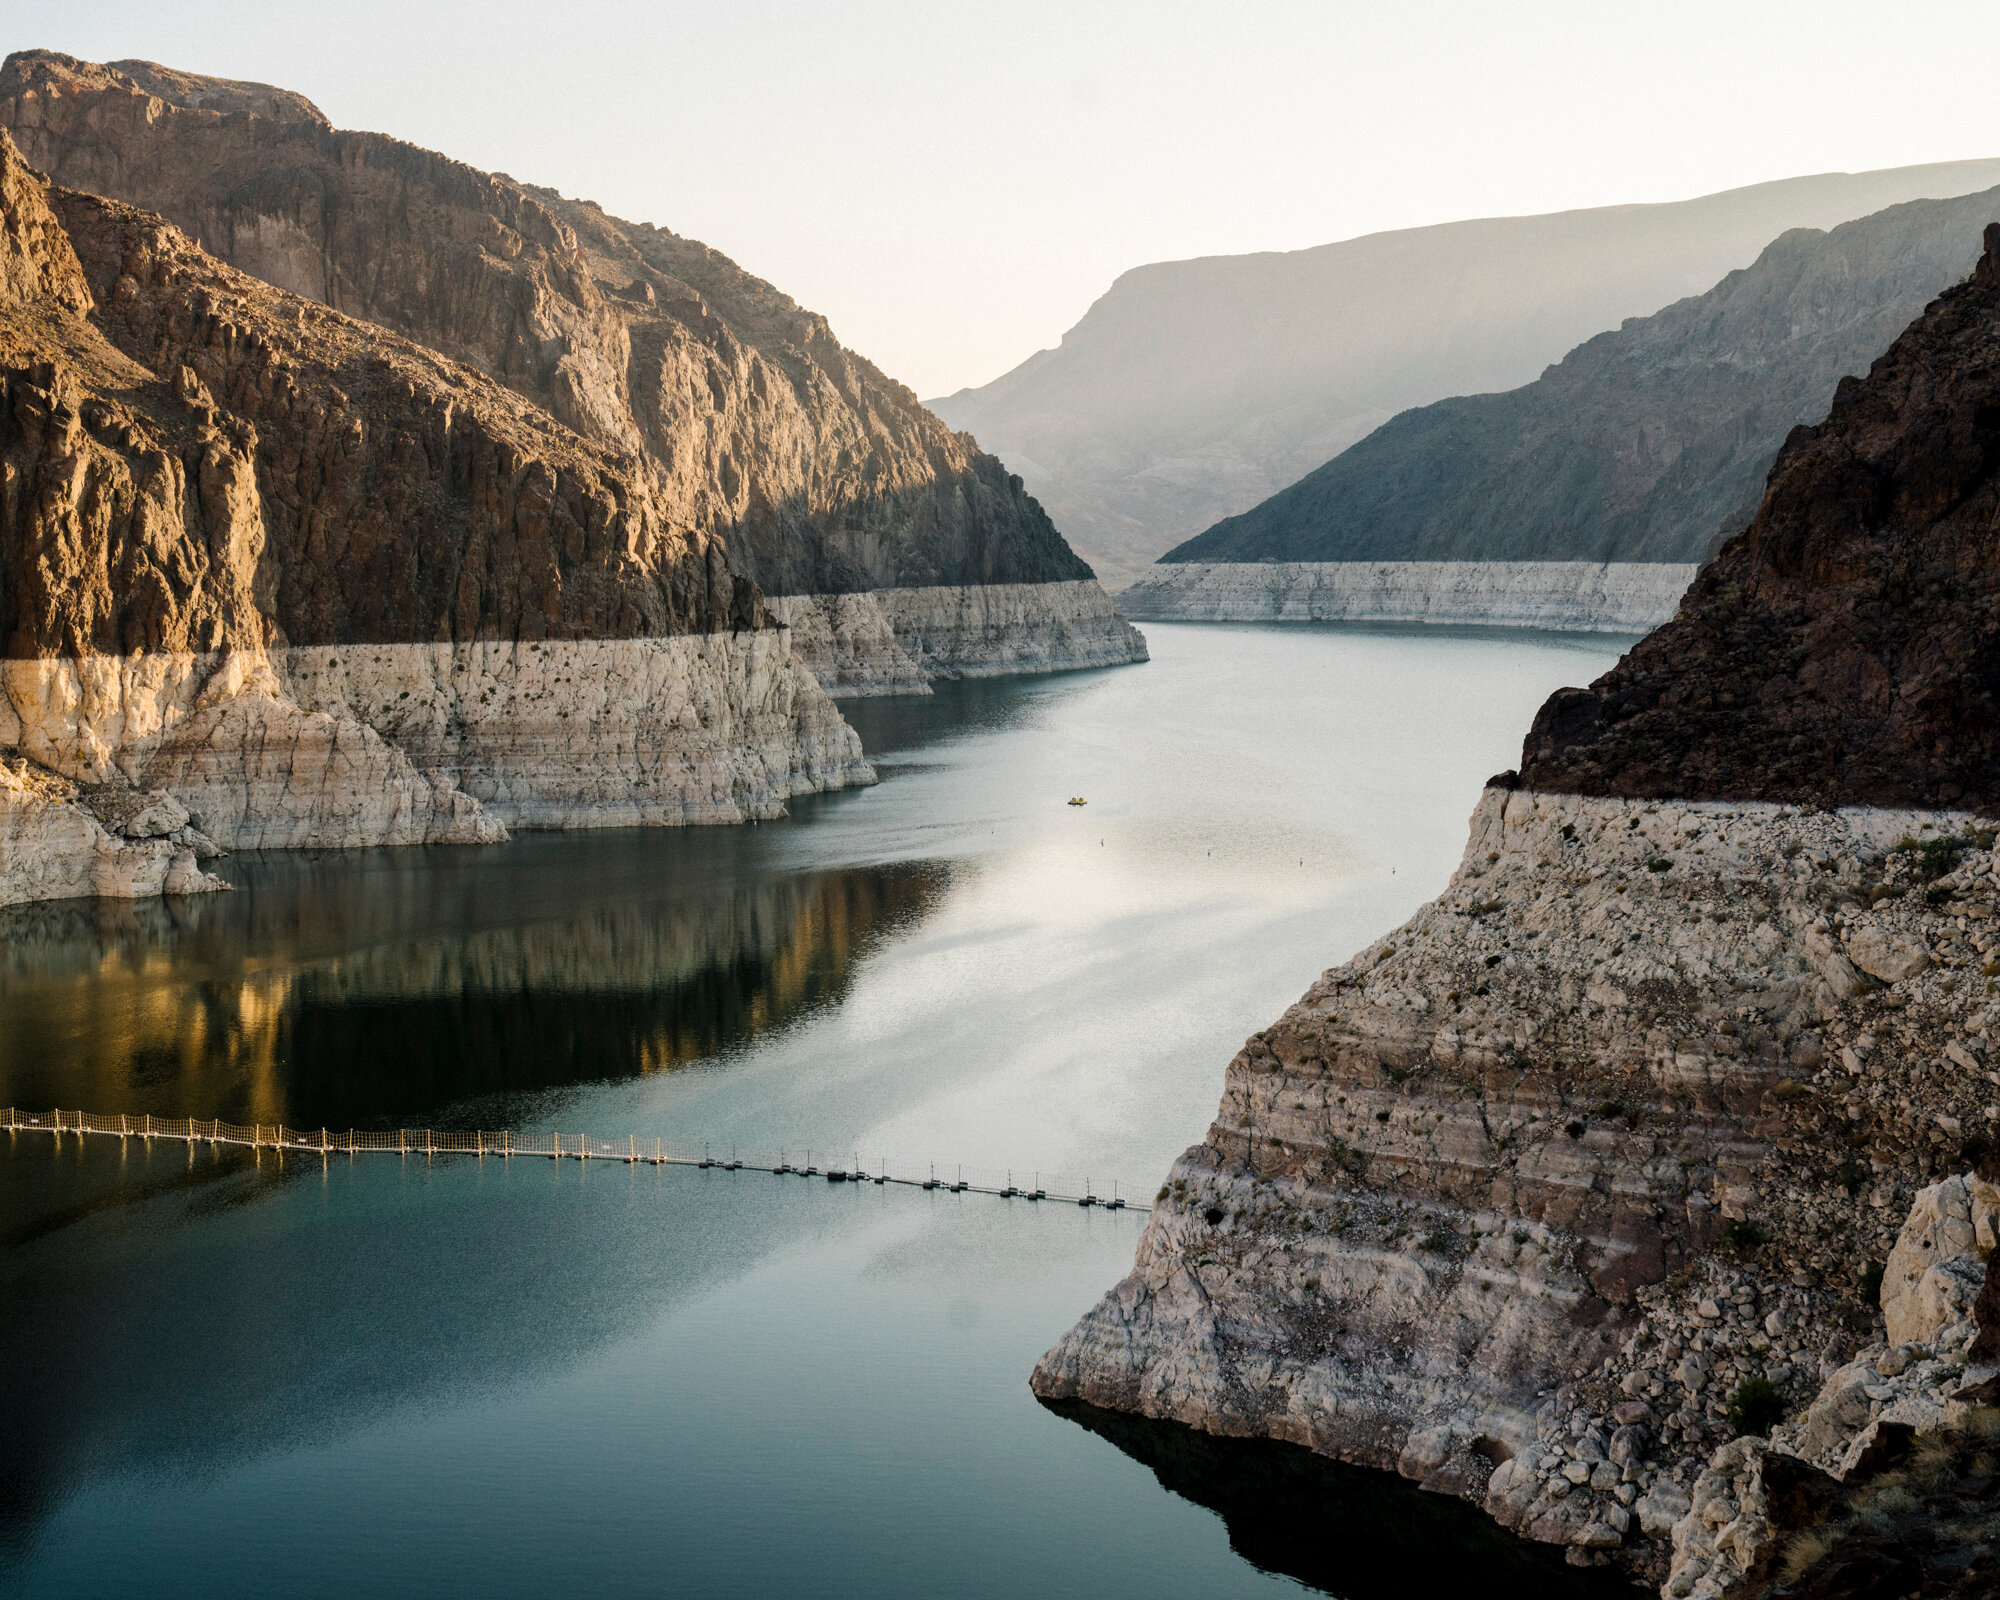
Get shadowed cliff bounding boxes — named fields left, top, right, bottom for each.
left=1163, top=188, right=2000, bottom=569
left=1519, top=221, right=2000, bottom=811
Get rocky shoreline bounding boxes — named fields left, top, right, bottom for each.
left=1118, top=562, right=1695, bottom=631
left=771, top=581, right=1148, bottom=696
left=1035, top=785, right=2000, bottom=1588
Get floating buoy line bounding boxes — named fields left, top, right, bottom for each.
left=2, top=1108, right=1145, bottom=1212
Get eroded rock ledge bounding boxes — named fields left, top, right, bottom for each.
left=769, top=581, right=1148, bottom=696
left=1036, top=785, right=2000, bottom=1585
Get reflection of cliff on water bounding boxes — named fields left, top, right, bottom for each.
left=1043, top=1400, right=1623, bottom=1600
left=0, top=830, right=952, bottom=1128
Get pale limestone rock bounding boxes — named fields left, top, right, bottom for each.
left=1036, top=781, right=2000, bottom=1577
left=275, top=633, right=873, bottom=829
left=1843, top=919, right=1931, bottom=983
left=1882, top=1175, right=1994, bottom=1345
left=764, top=593, right=931, bottom=697
left=0, top=630, right=874, bottom=889
left=1117, top=561, right=1696, bottom=630
left=0, top=760, right=228, bottom=905
left=867, top=582, right=1147, bottom=681
left=1635, top=1481, right=1691, bottom=1536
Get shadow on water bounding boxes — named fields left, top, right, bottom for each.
left=0, top=833, right=954, bottom=1129
left=837, top=673, right=1086, bottom=760
left=1044, top=1400, right=1626, bottom=1600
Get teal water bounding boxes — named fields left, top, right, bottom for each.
left=0, top=622, right=1633, bottom=1598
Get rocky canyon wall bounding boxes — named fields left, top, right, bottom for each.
left=0, top=125, right=869, bottom=908
left=0, top=50, right=1105, bottom=606
left=1042, top=208, right=2000, bottom=1598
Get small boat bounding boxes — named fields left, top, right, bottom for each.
left=1067, top=796, right=1087, bottom=806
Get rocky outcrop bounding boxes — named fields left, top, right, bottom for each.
left=931, top=161, right=2000, bottom=588
left=1035, top=786, right=2000, bottom=1583
left=1519, top=224, right=2000, bottom=814
left=0, top=120, right=872, bottom=907
left=0, top=49, right=1098, bottom=602
left=1117, top=562, right=1695, bottom=631
left=1162, top=189, right=2000, bottom=569
left=769, top=581, right=1147, bottom=695
left=0, top=756, right=226, bottom=906
left=1046, top=165, right=2000, bottom=1595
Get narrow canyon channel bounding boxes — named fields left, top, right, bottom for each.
left=0, top=622, right=1634, bottom=1599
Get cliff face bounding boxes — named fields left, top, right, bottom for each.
left=931, top=161, right=2000, bottom=589
left=1163, top=190, right=2000, bottom=570
left=1042, top=190, right=2000, bottom=1597
left=0, top=50, right=1094, bottom=601
left=0, top=125, right=870, bottom=905
left=1520, top=224, right=2000, bottom=815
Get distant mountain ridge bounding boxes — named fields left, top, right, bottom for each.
left=1162, top=186, right=2000, bottom=568
left=930, top=161, right=2000, bottom=588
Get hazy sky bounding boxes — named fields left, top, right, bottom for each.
left=23, top=1, right=2000, bottom=396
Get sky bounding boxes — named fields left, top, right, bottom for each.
left=18, top=0, right=2000, bottom=398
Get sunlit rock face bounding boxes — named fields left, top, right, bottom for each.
left=0, top=50, right=1103, bottom=604
left=0, top=105, right=876, bottom=905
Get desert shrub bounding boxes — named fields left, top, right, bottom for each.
left=1728, top=1377, right=1786, bottom=1436
left=1419, top=1231, right=1451, bottom=1253
left=1908, top=835, right=1966, bottom=882
left=1565, top=1120, right=1586, bottom=1140
left=1724, top=1218, right=1771, bottom=1251
left=1779, top=1529, right=1833, bottom=1585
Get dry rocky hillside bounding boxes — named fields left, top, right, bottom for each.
left=1037, top=223, right=2000, bottom=1596
left=0, top=50, right=1143, bottom=693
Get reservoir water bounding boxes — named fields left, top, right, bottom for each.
left=0, top=622, right=1633, bottom=1599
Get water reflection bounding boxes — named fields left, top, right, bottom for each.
left=1046, top=1400, right=1623, bottom=1599
left=0, top=1142, right=834, bottom=1565
left=0, top=838, right=952, bottom=1128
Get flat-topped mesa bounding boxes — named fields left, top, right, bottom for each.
left=0, top=49, right=1146, bottom=694
left=0, top=127, right=870, bottom=905
left=1041, top=221, right=2000, bottom=1594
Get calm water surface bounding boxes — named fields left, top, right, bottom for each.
left=0, top=623, right=1633, bottom=1599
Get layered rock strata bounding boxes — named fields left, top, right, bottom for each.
left=1042, top=183, right=2000, bottom=1598
left=1037, top=787, right=2000, bottom=1583
left=1117, top=562, right=1695, bottom=632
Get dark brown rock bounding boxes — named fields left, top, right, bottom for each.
left=0, top=126, right=751, bottom=655
left=1520, top=223, right=2000, bottom=811
left=0, top=50, right=1091, bottom=599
